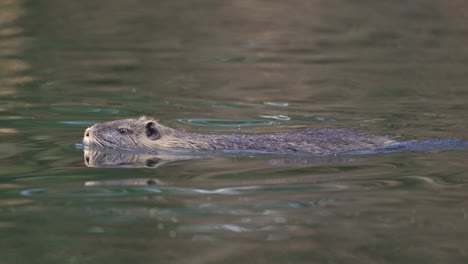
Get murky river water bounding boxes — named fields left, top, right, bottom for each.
left=1, top=0, right=468, bottom=263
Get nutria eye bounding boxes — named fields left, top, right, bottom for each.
left=118, top=128, right=129, bottom=134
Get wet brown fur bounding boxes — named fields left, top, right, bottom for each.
left=83, top=116, right=395, bottom=154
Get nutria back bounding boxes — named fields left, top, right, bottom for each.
left=83, top=116, right=395, bottom=154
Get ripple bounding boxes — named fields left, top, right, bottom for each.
left=305, top=115, right=337, bottom=122
left=20, top=188, right=131, bottom=198
left=177, top=224, right=299, bottom=233
left=59, top=120, right=97, bottom=125
left=19, top=185, right=260, bottom=198
left=48, top=106, right=136, bottom=115
left=239, top=40, right=268, bottom=48
left=208, top=56, right=257, bottom=63
left=355, top=179, right=403, bottom=189
left=401, top=176, right=463, bottom=187
left=154, top=186, right=259, bottom=196
left=177, top=118, right=278, bottom=127
left=259, top=114, right=291, bottom=121
left=182, top=185, right=259, bottom=195
left=261, top=184, right=348, bottom=192
left=88, top=226, right=105, bottom=234
left=19, top=183, right=354, bottom=199
left=264, top=102, right=289, bottom=107
left=137, top=99, right=251, bottom=109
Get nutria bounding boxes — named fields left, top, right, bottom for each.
left=82, top=116, right=395, bottom=154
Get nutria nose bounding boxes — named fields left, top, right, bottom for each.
left=84, top=127, right=92, bottom=137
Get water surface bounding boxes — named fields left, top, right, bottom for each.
left=1, top=0, right=468, bottom=263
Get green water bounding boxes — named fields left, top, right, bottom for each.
left=1, top=0, right=468, bottom=263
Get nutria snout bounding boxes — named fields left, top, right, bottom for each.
left=83, top=116, right=395, bottom=154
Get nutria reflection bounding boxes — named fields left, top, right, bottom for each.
left=85, top=177, right=164, bottom=187
left=83, top=146, right=203, bottom=169
left=82, top=146, right=367, bottom=187
left=84, top=145, right=368, bottom=169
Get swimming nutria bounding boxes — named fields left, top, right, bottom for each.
left=83, top=116, right=395, bottom=154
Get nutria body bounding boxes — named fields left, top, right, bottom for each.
left=83, top=116, right=396, bottom=154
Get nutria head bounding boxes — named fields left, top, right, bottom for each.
left=83, top=116, right=160, bottom=150
left=83, top=116, right=196, bottom=151
left=83, top=116, right=211, bottom=152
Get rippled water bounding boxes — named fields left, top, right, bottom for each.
left=1, top=0, right=468, bottom=263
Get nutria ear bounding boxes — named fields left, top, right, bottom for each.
left=145, top=122, right=159, bottom=140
